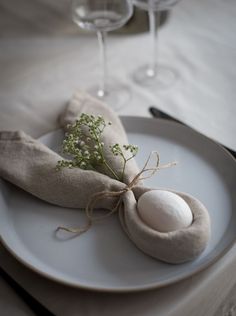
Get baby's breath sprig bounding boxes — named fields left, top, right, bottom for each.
left=56, top=113, right=138, bottom=182
left=110, top=144, right=138, bottom=181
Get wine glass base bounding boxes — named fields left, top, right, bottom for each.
left=133, top=64, right=178, bottom=89
left=87, top=81, right=132, bottom=112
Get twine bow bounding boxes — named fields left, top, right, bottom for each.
left=56, top=152, right=176, bottom=234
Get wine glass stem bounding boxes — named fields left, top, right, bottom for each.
left=148, top=9, right=160, bottom=77
left=97, top=30, right=107, bottom=97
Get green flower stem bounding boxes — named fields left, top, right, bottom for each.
left=120, top=153, right=137, bottom=182
left=103, top=160, right=120, bottom=181
left=119, top=153, right=126, bottom=182
left=91, top=126, right=120, bottom=181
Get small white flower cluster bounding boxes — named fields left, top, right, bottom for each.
left=57, top=113, right=138, bottom=182
left=111, top=144, right=138, bottom=158
left=57, top=113, right=108, bottom=170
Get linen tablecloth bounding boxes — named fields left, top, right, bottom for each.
left=0, top=0, right=236, bottom=315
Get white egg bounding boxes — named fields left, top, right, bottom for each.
left=137, top=190, right=193, bottom=232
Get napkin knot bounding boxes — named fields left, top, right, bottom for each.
left=56, top=152, right=176, bottom=235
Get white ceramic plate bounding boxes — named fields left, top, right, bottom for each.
left=0, top=117, right=235, bottom=292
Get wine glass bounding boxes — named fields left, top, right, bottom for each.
left=132, top=0, right=180, bottom=88
left=71, top=0, right=134, bottom=111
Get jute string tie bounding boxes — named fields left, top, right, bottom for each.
left=56, top=152, right=176, bottom=234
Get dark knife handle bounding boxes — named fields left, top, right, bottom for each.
left=0, top=266, right=55, bottom=316
left=149, top=106, right=236, bottom=159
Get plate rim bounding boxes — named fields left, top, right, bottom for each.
left=0, top=116, right=235, bottom=293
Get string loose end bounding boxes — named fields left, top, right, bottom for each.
left=56, top=223, right=91, bottom=235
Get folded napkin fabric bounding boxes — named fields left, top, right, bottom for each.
left=0, top=130, right=125, bottom=209
left=120, top=187, right=210, bottom=264
left=0, top=91, right=210, bottom=264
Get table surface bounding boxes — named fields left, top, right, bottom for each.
left=0, top=0, right=236, bottom=315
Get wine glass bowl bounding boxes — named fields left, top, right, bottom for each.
left=72, top=1, right=133, bottom=32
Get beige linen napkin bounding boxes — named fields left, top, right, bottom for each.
left=0, top=91, right=210, bottom=264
